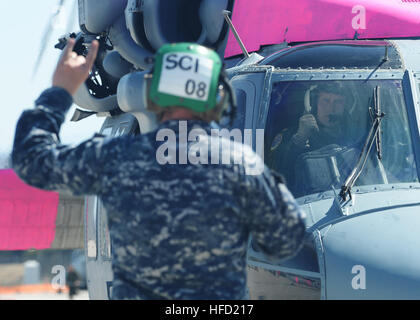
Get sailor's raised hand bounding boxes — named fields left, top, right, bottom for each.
left=52, top=38, right=99, bottom=96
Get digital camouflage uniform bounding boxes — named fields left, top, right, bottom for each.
left=13, top=87, right=307, bottom=300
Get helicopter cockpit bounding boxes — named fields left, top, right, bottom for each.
left=241, top=40, right=420, bottom=299
left=265, top=79, right=418, bottom=199
left=226, top=41, right=416, bottom=202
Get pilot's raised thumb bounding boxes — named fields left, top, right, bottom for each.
left=300, top=114, right=319, bottom=134
left=292, top=114, right=319, bottom=147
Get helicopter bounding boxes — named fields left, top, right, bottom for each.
left=20, top=0, right=420, bottom=299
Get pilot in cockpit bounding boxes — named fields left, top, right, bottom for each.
left=291, top=83, right=348, bottom=149
left=268, top=82, right=351, bottom=185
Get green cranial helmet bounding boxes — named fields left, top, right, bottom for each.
left=149, top=43, right=223, bottom=113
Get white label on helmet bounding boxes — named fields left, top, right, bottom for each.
left=158, top=53, right=214, bottom=102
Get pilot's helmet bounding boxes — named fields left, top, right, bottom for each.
left=148, top=42, right=235, bottom=121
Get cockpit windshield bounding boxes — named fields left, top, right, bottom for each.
left=265, top=80, right=419, bottom=198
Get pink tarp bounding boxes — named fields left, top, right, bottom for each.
left=225, top=0, right=420, bottom=57
left=0, top=170, right=59, bottom=250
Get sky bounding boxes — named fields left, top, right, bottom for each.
left=0, top=0, right=104, bottom=159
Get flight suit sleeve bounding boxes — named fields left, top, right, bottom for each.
left=244, top=167, right=307, bottom=261
left=12, top=87, right=107, bottom=195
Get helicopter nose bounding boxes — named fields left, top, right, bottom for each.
left=321, top=202, right=420, bottom=299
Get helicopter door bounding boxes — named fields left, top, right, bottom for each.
left=85, top=113, right=138, bottom=300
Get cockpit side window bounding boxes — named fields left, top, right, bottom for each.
left=265, top=80, right=419, bottom=198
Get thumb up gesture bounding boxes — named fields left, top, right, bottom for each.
left=291, top=114, right=319, bottom=147
left=52, top=38, right=99, bottom=96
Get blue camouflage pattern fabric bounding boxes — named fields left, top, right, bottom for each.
left=12, top=87, right=307, bottom=300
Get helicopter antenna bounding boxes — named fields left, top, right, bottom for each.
left=222, top=10, right=250, bottom=59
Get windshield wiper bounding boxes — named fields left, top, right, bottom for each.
left=374, top=86, right=383, bottom=160
left=340, top=86, right=385, bottom=201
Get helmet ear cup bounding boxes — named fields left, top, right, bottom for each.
left=310, top=91, right=318, bottom=116
left=307, top=85, right=319, bottom=116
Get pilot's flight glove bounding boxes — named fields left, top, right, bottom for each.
left=291, top=114, right=319, bottom=147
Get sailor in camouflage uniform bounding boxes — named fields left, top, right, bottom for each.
left=12, top=39, right=306, bottom=299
